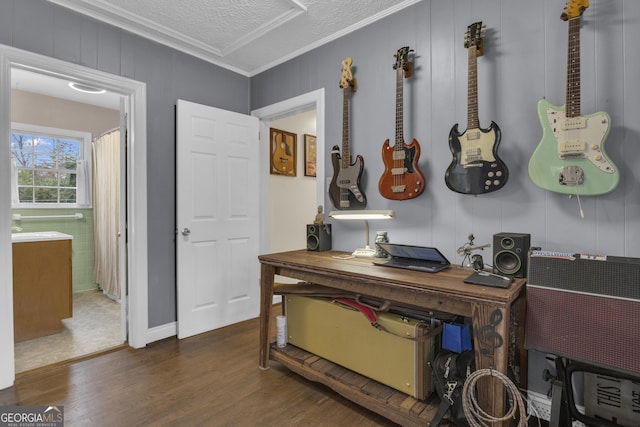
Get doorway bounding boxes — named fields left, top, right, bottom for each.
left=251, top=89, right=325, bottom=258
left=268, top=110, right=318, bottom=254
left=10, top=68, right=124, bottom=373
left=0, top=45, right=149, bottom=389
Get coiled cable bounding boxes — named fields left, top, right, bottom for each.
left=461, top=368, right=528, bottom=427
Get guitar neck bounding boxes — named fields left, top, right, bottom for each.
left=467, top=45, right=480, bottom=130
left=566, top=16, right=581, bottom=118
left=395, top=67, right=404, bottom=147
left=342, top=87, right=350, bottom=167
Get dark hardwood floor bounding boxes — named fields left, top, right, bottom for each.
left=0, top=307, right=396, bottom=426
left=1, top=306, right=546, bottom=426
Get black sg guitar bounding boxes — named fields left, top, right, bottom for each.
left=329, top=57, right=366, bottom=210
left=445, top=22, right=508, bottom=194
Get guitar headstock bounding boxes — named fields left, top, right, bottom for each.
left=339, top=57, right=357, bottom=92
left=394, top=46, right=414, bottom=78
left=561, top=0, right=589, bottom=21
left=464, top=22, right=486, bottom=57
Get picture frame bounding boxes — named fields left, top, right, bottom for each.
left=269, top=128, right=297, bottom=177
left=304, top=134, right=317, bottom=177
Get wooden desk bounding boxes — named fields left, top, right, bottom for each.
left=259, top=250, right=527, bottom=426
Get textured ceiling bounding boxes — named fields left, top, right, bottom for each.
left=46, top=0, right=422, bottom=76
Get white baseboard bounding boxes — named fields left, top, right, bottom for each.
left=527, top=390, right=586, bottom=427
left=145, top=322, right=176, bottom=344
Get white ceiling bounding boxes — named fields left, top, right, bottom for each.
left=12, top=68, right=123, bottom=109
left=47, top=0, right=422, bottom=76
left=14, top=0, right=421, bottom=109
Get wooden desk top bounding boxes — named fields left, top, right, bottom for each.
left=259, top=249, right=526, bottom=315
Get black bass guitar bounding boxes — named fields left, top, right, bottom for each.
left=329, top=57, right=366, bottom=210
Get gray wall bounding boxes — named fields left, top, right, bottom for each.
left=0, top=0, right=250, bottom=328
left=3, top=1, right=639, bottom=384
left=250, top=0, right=640, bottom=396
left=251, top=0, right=640, bottom=261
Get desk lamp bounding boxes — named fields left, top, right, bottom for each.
left=328, top=210, right=394, bottom=257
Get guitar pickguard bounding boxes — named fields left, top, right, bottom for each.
left=528, top=99, right=619, bottom=196
left=546, top=108, right=615, bottom=173
left=459, top=127, right=497, bottom=165
left=337, top=166, right=365, bottom=201
left=329, top=146, right=367, bottom=210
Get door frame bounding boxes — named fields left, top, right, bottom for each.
left=251, top=89, right=325, bottom=256
left=0, top=45, right=148, bottom=389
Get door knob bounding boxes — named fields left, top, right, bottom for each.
left=181, top=228, right=191, bottom=236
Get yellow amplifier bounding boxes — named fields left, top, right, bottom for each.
left=284, top=295, right=436, bottom=399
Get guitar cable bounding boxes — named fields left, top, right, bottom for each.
left=461, top=368, right=529, bottom=427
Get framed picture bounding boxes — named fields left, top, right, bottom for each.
left=304, top=134, right=317, bottom=177
left=270, top=128, right=297, bottom=176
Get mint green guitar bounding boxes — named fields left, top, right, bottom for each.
left=528, top=0, right=619, bottom=196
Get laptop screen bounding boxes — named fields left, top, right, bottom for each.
left=376, top=242, right=450, bottom=265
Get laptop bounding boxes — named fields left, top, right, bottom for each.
left=373, top=243, right=451, bottom=273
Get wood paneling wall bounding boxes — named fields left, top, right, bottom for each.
left=251, top=0, right=640, bottom=260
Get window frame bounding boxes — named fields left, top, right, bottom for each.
left=11, top=122, right=92, bottom=209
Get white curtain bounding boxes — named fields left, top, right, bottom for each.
left=10, top=157, right=19, bottom=204
left=76, top=159, right=91, bottom=207
left=92, top=129, right=121, bottom=298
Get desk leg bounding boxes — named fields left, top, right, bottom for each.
left=471, top=303, right=510, bottom=425
left=259, top=263, right=275, bottom=370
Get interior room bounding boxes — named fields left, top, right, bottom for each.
left=10, top=69, right=125, bottom=374
left=1, top=1, right=639, bottom=426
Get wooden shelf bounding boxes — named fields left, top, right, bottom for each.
left=271, top=343, right=443, bottom=426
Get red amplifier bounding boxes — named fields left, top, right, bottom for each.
left=525, top=250, right=640, bottom=376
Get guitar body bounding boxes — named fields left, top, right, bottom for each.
left=330, top=57, right=366, bottom=210
left=528, top=98, right=619, bottom=196
left=445, top=22, right=509, bottom=195
left=379, top=46, right=425, bottom=201
left=445, top=121, right=508, bottom=194
left=329, top=145, right=367, bottom=210
left=378, top=138, right=425, bottom=200
left=272, top=131, right=294, bottom=173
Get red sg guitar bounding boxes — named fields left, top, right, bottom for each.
left=378, top=46, right=425, bottom=200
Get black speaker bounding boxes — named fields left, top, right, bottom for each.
left=493, top=232, right=530, bottom=277
left=306, top=224, right=331, bottom=252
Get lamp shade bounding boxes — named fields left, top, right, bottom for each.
left=328, top=210, right=394, bottom=220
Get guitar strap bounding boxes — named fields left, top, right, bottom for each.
left=431, top=397, right=453, bottom=427
left=333, top=297, right=441, bottom=343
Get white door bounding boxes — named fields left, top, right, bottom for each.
left=176, top=100, right=260, bottom=339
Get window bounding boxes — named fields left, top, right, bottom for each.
left=10, top=123, right=92, bottom=208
